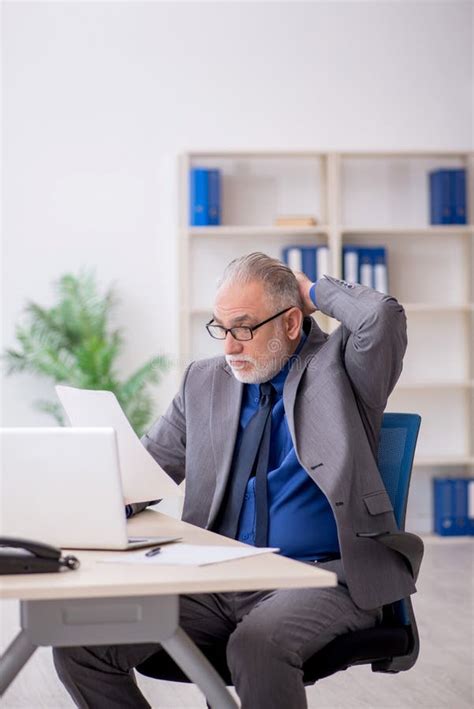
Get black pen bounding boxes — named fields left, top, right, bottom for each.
left=145, top=546, right=162, bottom=557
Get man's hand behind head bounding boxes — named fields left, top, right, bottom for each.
left=293, top=271, right=317, bottom=317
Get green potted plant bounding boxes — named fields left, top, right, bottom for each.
left=2, top=270, right=169, bottom=436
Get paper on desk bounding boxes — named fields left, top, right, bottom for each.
left=98, top=544, right=280, bottom=566
left=55, top=385, right=180, bottom=504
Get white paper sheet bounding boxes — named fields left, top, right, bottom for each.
left=55, top=385, right=180, bottom=504
left=98, top=544, right=280, bottom=566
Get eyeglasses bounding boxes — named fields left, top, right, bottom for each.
left=206, top=307, right=294, bottom=341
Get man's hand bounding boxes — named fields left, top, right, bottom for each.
left=125, top=500, right=160, bottom=518
left=293, top=271, right=318, bottom=317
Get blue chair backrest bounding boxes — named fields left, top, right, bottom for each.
left=377, top=413, right=422, bottom=531
left=377, top=413, right=421, bottom=627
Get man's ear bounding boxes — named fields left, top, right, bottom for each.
left=285, top=308, right=303, bottom=341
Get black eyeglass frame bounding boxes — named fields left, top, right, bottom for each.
left=206, top=306, right=295, bottom=341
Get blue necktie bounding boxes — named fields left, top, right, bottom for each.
left=214, top=382, right=274, bottom=546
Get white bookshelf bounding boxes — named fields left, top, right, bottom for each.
left=179, top=151, right=474, bottom=472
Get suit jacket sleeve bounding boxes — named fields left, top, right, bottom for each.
left=314, top=275, right=407, bottom=409
left=140, top=363, right=193, bottom=485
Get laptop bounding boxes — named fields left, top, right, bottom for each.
left=0, top=427, right=180, bottom=550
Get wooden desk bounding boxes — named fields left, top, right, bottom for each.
left=1, top=511, right=337, bottom=708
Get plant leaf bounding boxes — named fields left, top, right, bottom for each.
left=2, top=269, right=170, bottom=435
left=34, top=399, right=66, bottom=426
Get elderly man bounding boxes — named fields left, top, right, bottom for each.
left=54, top=252, right=419, bottom=709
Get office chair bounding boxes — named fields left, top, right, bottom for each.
left=137, top=412, right=423, bottom=690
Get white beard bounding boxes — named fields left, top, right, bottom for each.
left=226, top=349, right=291, bottom=384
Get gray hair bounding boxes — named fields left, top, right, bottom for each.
left=217, top=252, right=304, bottom=310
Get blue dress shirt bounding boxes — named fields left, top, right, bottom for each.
left=235, top=316, right=340, bottom=561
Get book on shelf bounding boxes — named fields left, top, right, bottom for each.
left=373, top=247, right=388, bottom=294
left=342, top=246, right=388, bottom=294
left=433, top=478, right=474, bottom=536
left=429, top=168, right=467, bottom=225
left=281, top=245, right=329, bottom=282
left=452, top=169, right=467, bottom=224
left=189, top=167, right=221, bottom=226
left=359, top=248, right=373, bottom=288
left=342, top=246, right=358, bottom=283
left=275, top=216, right=318, bottom=227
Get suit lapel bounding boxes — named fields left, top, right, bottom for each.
left=207, top=362, right=243, bottom=528
left=283, top=317, right=328, bottom=444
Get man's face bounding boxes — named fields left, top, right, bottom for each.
left=213, top=280, right=298, bottom=384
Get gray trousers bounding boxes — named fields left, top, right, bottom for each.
left=53, top=561, right=382, bottom=709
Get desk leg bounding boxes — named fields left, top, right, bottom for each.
left=161, top=627, right=238, bottom=709
left=6, top=597, right=238, bottom=709
left=0, top=630, right=37, bottom=696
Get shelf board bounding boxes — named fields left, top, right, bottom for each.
left=190, top=308, right=213, bottom=317
left=413, top=455, right=474, bottom=467
left=396, top=380, right=474, bottom=390
left=187, top=150, right=328, bottom=159
left=185, top=149, right=473, bottom=159
left=340, top=150, right=473, bottom=159
left=187, top=226, right=330, bottom=237
left=186, top=225, right=473, bottom=237
left=403, top=303, right=474, bottom=313
left=341, top=226, right=474, bottom=236
left=191, top=305, right=473, bottom=317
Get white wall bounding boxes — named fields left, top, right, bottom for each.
left=2, top=0, right=473, bottom=429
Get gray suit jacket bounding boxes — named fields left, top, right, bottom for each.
left=142, top=275, right=422, bottom=610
